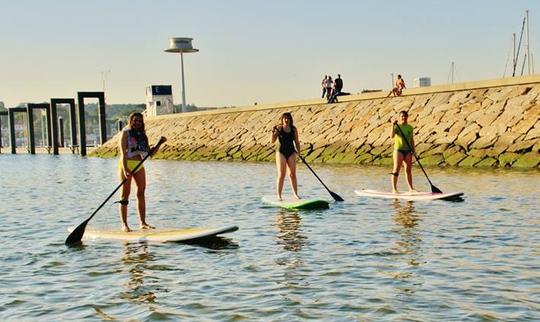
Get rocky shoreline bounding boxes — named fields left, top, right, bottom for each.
left=91, top=76, right=540, bottom=169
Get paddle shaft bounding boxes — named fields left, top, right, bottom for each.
left=393, top=122, right=442, bottom=193
left=297, top=153, right=344, bottom=202
left=65, top=138, right=164, bottom=246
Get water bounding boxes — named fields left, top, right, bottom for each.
left=0, top=154, right=539, bottom=321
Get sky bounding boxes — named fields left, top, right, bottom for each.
left=1, top=0, right=540, bottom=108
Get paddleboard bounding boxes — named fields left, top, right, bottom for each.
left=261, top=196, right=330, bottom=210
left=74, top=225, right=238, bottom=242
left=354, top=189, right=464, bottom=201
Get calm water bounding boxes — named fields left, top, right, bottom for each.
left=0, top=154, right=539, bottom=321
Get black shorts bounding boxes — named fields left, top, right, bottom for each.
left=397, top=149, right=412, bottom=157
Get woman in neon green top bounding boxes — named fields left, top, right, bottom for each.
left=390, top=110, right=416, bottom=194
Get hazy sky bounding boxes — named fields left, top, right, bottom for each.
left=1, top=0, right=539, bottom=108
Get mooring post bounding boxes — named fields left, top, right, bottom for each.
left=58, top=117, right=64, bottom=148
left=26, top=105, right=35, bottom=154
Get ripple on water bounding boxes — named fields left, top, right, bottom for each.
left=0, top=155, right=539, bottom=320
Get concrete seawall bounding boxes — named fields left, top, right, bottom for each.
left=92, top=75, right=540, bottom=169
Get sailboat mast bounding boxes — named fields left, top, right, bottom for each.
left=526, top=10, right=532, bottom=75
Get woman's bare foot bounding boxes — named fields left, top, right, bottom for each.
left=122, top=225, right=131, bottom=232
left=392, top=189, right=399, bottom=194
left=140, top=223, right=155, bottom=230
left=293, top=194, right=301, bottom=200
left=277, top=195, right=283, bottom=201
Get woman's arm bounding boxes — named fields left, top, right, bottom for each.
left=150, top=136, right=167, bottom=156
left=294, top=127, right=300, bottom=154
left=119, top=131, right=128, bottom=175
left=271, top=126, right=279, bottom=143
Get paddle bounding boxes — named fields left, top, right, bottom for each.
left=65, top=137, right=166, bottom=246
left=297, top=153, right=344, bottom=202
left=393, top=122, right=442, bottom=193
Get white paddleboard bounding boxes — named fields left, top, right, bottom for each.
left=75, top=225, right=238, bottom=242
left=354, top=189, right=464, bottom=201
left=261, top=196, right=330, bottom=210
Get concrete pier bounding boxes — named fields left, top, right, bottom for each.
left=91, top=75, right=540, bottom=169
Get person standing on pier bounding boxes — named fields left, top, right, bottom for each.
left=325, top=76, right=334, bottom=100
left=118, top=112, right=166, bottom=232
left=321, top=75, right=329, bottom=98
left=272, top=112, right=301, bottom=201
left=390, top=110, right=416, bottom=194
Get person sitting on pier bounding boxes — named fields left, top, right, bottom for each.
left=387, top=74, right=406, bottom=97
left=328, top=74, right=350, bottom=103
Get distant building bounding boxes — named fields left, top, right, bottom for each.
left=413, top=77, right=431, bottom=87
left=145, top=85, right=174, bottom=116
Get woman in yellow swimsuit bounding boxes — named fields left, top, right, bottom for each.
left=118, top=112, right=166, bottom=232
left=390, top=110, right=416, bottom=194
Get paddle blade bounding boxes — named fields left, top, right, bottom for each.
left=431, top=185, right=443, bottom=194
left=330, top=190, right=345, bottom=202
left=65, top=219, right=89, bottom=246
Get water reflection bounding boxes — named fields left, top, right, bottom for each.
left=275, top=210, right=307, bottom=252
left=390, top=200, right=424, bottom=295
left=275, top=210, right=308, bottom=290
left=120, top=243, right=157, bottom=304
left=392, top=200, right=419, bottom=229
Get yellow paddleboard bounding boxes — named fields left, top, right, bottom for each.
left=78, top=225, right=238, bottom=242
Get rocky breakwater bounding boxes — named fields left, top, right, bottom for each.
left=93, top=76, right=540, bottom=169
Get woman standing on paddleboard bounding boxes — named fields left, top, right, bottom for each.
left=272, top=112, right=301, bottom=201
left=118, top=112, right=166, bottom=232
left=391, top=110, right=416, bottom=194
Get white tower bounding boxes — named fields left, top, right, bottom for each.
left=145, top=85, right=174, bottom=116
left=164, top=37, right=199, bottom=113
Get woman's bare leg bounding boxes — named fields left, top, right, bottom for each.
left=286, top=153, right=300, bottom=199
left=391, top=151, right=405, bottom=193
left=404, top=154, right=415, bottom=192
left=276, top=152, right=287, bottom=200
left=133, top=168, right=153, bottom=229
left=119, top=171, right=132, bottom=232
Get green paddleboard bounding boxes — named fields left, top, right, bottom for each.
left=261, top=196, right=330, bottom=210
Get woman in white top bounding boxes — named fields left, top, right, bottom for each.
left=325, top=76, right=334, bottom=99
left=118, top=112, right=166, bottom=232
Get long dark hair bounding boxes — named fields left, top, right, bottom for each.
left=128, top=112, right=145, bottom=132
left=127, top=112, right=148, bottom=148
left=280, top=112, right=294, bottom=128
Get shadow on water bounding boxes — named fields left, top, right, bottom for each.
left=443, top=195, right=466, bottom=202
left=180, top=236, right=239, bottom=250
